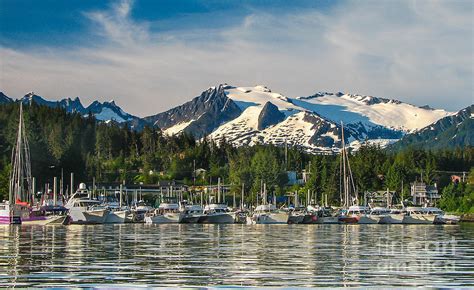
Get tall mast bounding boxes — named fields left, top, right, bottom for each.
left=241, top=183, right=244, bottom=210
left=9, top=103, right=33, bottom=204
left=341, top=122, right=347, bottom=208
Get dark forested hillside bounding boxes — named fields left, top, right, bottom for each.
left=392, top=105, right=473, bottom=150
left=0, top=102, right=473, bottom=210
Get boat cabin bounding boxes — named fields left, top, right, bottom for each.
left=347, top=205, right=370, bottom=215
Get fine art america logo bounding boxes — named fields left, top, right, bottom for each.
left=377, top=237, right=458, bottom=273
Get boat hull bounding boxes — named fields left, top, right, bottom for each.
left=288, top=214, right=304, bottom=224
left=301, top=214, right=318, bottom=224
left=436, top=214, right=460, bottom=225
left=357, top=215, right=379, bottom=224
left=249, top=212, right=288, bottom=224
left=0, top=206, right=22, bottom=225
left=179, top=215, right=201, bottom=224
left=403, top=214, right=436, bottom=224
left=379, top=214, right=405, bottom=224
left=339, top=216, right=358, bottom=224
left=70, top=208, right=108, bottom=224
left=316, top=216, right=340, bottom=224
left=0, top=215, right=21, bottom=224
left=198, top=213, right=234, bottom=224
left=145, top=213, right=180, bottom=224
left=22, top=215, right=69, bottom=225
left=339, top=215, right=378, bottom=224
left=105, top=210, right=130, bottom=224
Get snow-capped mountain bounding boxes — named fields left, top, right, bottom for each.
left=21, top=92, right=86, bottom=114
left=18, top=92, right=144, bottom=128
left=145, top=84, right=455, bottom=153
left=391, top=105, right=473, bottom=150
left=295, top=92, right=451, bottom=133
left=2, top=85, right=462, bottom=153
left=0, top=92, right=13, bottom=104
left=144, top=85, right=242, bottom=137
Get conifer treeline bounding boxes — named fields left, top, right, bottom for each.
left=0, top=103, right=472, bottom=210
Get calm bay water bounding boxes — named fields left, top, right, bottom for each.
left=0, top=223, right=473, bottom=288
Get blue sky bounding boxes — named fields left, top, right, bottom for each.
left=0, top=0, right=472, bottom=116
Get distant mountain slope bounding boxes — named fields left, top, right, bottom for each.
left=18, top=92, right=146, bottom=129
left=293, top=92, right=452, bottom=133
left=144, top=85, right=242, bottom=137
left=0, top=92, right=13, bottom=104
left=144, top=84, right=456, bottom=153
left=1, top=85, right=463, bottom=153
left=391, top=105, right=473, bottom=150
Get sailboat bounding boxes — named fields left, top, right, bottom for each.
left=337, top=122, right=378, bottom=224
left=0, top=103, right=68, bottom=225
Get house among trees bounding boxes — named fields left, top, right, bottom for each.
left=451, top=175, right=462, bottom=184
left=410, top=181, right=440, bottom=205
left=365, top=190, right=397, bottom=207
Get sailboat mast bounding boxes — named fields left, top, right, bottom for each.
left=241, top=183, right=244, bottom=210
left=341, top=122, right=347, bottom=208
left=9, top=103, right=33, bottom=204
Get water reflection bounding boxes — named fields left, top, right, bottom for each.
left=0, top=224, right=472, bottom=287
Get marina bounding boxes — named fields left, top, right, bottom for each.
left=0, top=105, right=464, bottom=227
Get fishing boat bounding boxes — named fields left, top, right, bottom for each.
left=301, top=209, right=318, bottom=224
left=179, top=201, right=203, bottom=223
left=340, top=205, right=379, bottom=224
left=103, top=188, right=133, bottom=224
left=403, top=207, right=443, bottom=224
left=372, top=207, right=405, bottom=224
left=25, top=206, right=70, bottom=225
left=27, top=189, right=70, bottom=225
left=287, top=207, right=305, bottom=224
left=437, top=213, right=460, bottom=224
left=144, top=203, right=181, bottom=224
left=232, top=208, right=249, bottom=224
left=247, top=204, right=289, bottom=224
left=198, top=203, right=234, bottom=224
left=65, top=183, right=109, bottom=224
left=130, top=200, right=154, bottom=222
left=105, top=207, right=132, bottom=224
left=304, top=205, right=340, bottom=224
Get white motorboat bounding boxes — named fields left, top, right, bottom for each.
left=131, top=200, right=154, bottom=222
left=198, top=204, right=234, bottom=224
left=105, top=207, right=132, bottom=224
left=339, top=205, right=379, bottom=224
left=403, top=207, right=442, bottom=224
left=437, top=213, right=461, bottom=224
left=287, top=207, right=305, bottom=224
left=0, top=202, right=22, bottom=225
left=144, top=203, right=181, bottom=224
left=302, top=205, right=340, bottom=224
left=370, top=207, right=404, bottom=224
left=247, top=204, right=288, bottom=224
left=179, top=203, right=203, bottom=224
left=65, top=184, right=109, bottom=224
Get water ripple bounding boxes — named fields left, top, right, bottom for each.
left=0, top=224, right=473, bottom=287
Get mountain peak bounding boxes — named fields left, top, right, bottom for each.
left=0, top=92, right=13, bottom=104
left=257, top=101, right=285, bottom=130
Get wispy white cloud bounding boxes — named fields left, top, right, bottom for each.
left=0, top=0, right=472, bottom=116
